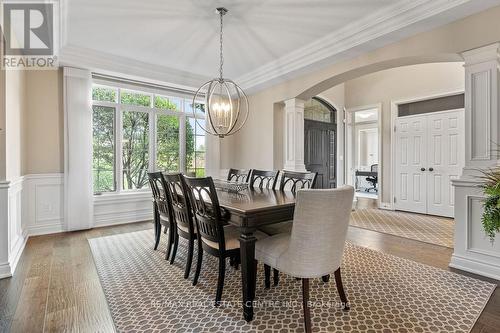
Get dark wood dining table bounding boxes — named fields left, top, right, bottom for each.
left=215, top=188, right=296, bottom=322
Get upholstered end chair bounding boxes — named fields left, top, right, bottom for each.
left=255, top=186, right=354, bottom=333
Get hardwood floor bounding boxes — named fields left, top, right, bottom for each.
left=0, top=221, right=498, bottom=333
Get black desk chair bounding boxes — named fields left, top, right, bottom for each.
left=366, top=164, right=378, bottom=192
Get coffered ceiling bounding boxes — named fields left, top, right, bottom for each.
left=59, top=0, right=500, bottom=92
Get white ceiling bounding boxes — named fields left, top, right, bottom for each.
left=60, top=0, right=500, bottom=92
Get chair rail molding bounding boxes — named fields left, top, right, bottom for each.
left=451, top=43, right=500, bottom=280
left=283, top=98, right=307, bottom=172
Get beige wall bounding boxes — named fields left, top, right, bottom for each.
left=345, top=62, right=464, bottom=202
left=1, top=69, right=63, bottom=177
left=227, top=5, right=500, bottom=181
left=319, top=83, right=345, bottom=111
left=24, top=69, right=64, bottom=174
left=5, top=70, right=26, bottom=179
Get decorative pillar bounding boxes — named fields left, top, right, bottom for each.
left=284, top=98, right=307, bottom=172
left=450, top=43, right=500, bottom=279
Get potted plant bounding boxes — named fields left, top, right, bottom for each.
left=479, top=168, right=500, bottom=242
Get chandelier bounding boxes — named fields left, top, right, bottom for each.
left=192, top=7, right=249, bottom=138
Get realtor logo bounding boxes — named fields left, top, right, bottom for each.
left=1, top=1, right=59, bottom=69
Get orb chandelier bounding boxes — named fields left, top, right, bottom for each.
left=192, top=7, right=249, bottom=138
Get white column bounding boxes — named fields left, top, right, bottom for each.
left=451, top=43, right=500, bottom=279
left=63, top=67, right=94, bottom=231
left=284, top=98, right=307, bottom=172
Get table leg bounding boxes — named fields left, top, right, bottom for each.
left=240, top=229, right=257, bottom=322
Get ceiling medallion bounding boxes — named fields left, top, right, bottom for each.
left=192, top=7, right=249, bottom=138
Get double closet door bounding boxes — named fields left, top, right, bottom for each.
left=394, top=109, right=464, bottom=217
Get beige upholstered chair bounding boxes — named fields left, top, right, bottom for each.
left=255, top=186, right=354, bottom=333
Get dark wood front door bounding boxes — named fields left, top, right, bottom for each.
left=304, top=119, right=336, bottom=188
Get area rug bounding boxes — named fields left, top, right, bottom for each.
left=89, top=230, right=494, bottom=333
left=350, top=208, right=454, bottom=248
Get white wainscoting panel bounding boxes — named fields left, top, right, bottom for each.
left=94, top=191, right=153, bottom=228
left=24, top=174, right=65, bottom=236
left=451, top=179, right=500, bottom=280
left=0, top=178, right=28, bottom=278
left=8, top=178, right=26, bottom=275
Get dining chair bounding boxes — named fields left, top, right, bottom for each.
left=227, top=168, right=252, bottom=183
left=259, top=170, right=318, bottom=237
left=279, top=171, right=318, bottom=193
left=249, top=169, right=279, bottom=189
left=183, top=175, right=268, bottom=305
left=255, top=186, right=354, bottom=333
left=164, top=173, right=199, bottom=279
left=148, top=172, right=175, bottom=260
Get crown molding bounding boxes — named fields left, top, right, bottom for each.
left=234, top=0, right=482, bottom=93
left=58, top=0, right=499, bottom=94
left=59, top=45, right=211, bottom=90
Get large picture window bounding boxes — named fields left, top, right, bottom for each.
left=92, top=84, right=206, bottom=194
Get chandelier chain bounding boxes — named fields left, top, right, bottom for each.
left=219, top=10, right=224, bottom=80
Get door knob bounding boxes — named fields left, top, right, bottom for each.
left=420, top=168, right=426, bottom=171
left=429, top=167, right=434, bottom=172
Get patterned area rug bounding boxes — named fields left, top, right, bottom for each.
left=89, top=230, right=494, bottom=333
left=350, top=208, right=454, bottom=248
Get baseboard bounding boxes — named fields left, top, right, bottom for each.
left=0, top=262, right=13, bottom=279
left=378, top=202, right=394, bottom=210
left=449, top=254, right=500, bottom=281
left=8, top=230, right=28, bottom=277
left=27, top=222, right=65, bottom=236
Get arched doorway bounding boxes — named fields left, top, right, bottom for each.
left=303, top=97, right=336, bottom=188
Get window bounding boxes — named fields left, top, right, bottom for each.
left=304, top=98, right=335, bottom=123
left=92, top=105, right=116, bottom=193
left=122, top=111, right=149, bottom=190
left=185, top=102, right=206, bottom=177
left=91, top=84, right=206, bottom=194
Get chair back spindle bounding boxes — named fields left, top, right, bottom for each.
left=164, top=173, right=196, bottom=236
left=249, top=170, right=279, bottom=189
left=227, top=168, right=252, bottom=183
left=183, top=176, right=227, bottom=252
left=148, top=172, right=173, bottom=221
left=279, top=171, right=318, bottom=193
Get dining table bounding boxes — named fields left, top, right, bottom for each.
left=214, top=187, right=297, bottom=322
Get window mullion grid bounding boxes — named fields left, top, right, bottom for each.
left=116, top=89, right=123, bottom=193
left=149, top=93, right=156, bottom=173
left=180, top=100, right=187, bottom=173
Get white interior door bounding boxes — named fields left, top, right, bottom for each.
left=426, top=110, right=464, bottom=217
left=395, top=116, right=427, bottom=214
left=394, top=109, right=464, bottom=217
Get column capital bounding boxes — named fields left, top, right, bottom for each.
left=284, top=98, right=305, bottom=109
left=462, top=43, right=499, bottom=66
